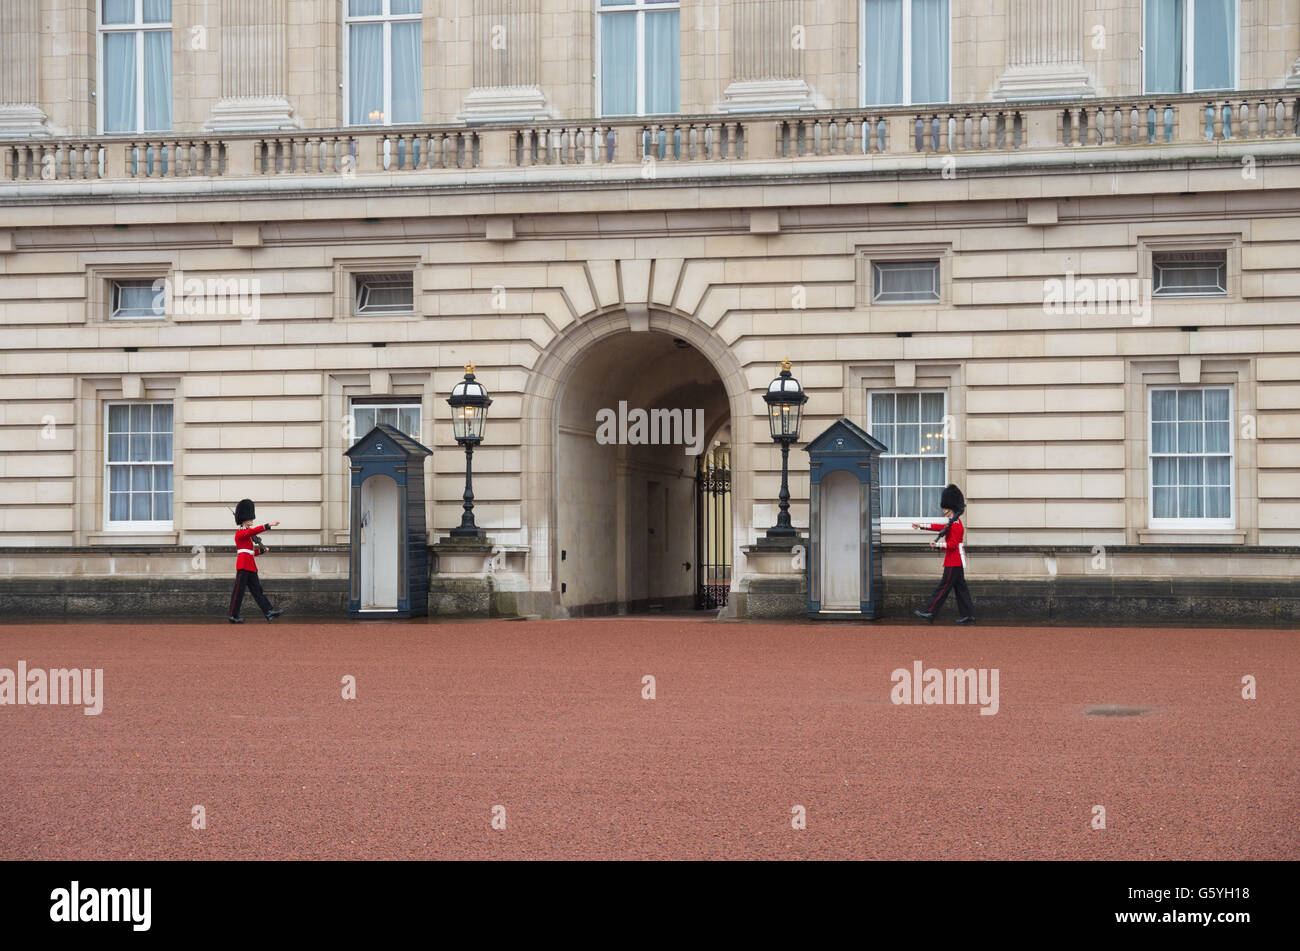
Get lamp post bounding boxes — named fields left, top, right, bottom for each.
left=763, top=359, right=807, bottom=538
left=447, top=361, right=492, bottom=538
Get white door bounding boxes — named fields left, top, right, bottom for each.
left=360, top=474, right=399, bottom=609
left=819, top=470, right=861, bottom=611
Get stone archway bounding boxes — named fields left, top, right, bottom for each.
left=520, top=308, right=753, bottom=617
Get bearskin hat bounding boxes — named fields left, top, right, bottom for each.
left=940, top=484, right=965, bottom=514
left=234, top=498, right=256, bottom=524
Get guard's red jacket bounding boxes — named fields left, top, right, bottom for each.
left=234, top=524, right=270, bottom=572
left=919, top=518, right=966, bottom=568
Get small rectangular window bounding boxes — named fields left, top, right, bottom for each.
left=110, top=278, right=166, bottom=319
left=354, top=272, right=414, bottom=315
left=351, top=400, right=422, bottom=443
left=872, top=260, right=940, bottom=304
left=1152, top=250, right=1227, bottom=297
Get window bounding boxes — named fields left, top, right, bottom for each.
left=872, top=260, right=940, bottom=304
left=345, top=0, right=423, bottom=126
left=869, top=391, right=947, bottom=520
left=1144, top=0, right=1237, bottom=93
left=106, top=402, right=174, bottom=528
left=597, top=0, right=680, bottom=117
left=861, top=0, right=949, bottom=105
left=98, top=0, right=172, bottom=133
left=110, top=278, right=166, bottom=319
left=351, top=401, right=422, bottom=444
left=1149, top=387, right=1233, bottom=525
left=354, top=272, right=415, bottom=315
left=1152, top=250, right=1227, bottom=297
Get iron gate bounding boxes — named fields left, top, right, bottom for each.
left=695, top=445, right=731, bottom=609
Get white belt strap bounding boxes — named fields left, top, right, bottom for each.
left=237, top=548, right=256, bottom=555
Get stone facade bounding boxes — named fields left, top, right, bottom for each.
left=1, top=1, right=1298, bottom=619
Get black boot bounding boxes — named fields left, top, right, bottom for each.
left=913, top=610, right=934, bottom=623
left=265, top=609, right=283, bottom=621
left=956, top=616, right=976, bottom=625
left=228, top=616, right=244, bottom=624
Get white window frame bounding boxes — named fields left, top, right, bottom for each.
left=350, top=399, right=424, bottom=445
left=1151, top=249, right=1228, bottom=298
left=342, top=0, right=424, bottom=127
left=1147, top=385, right=1235, bottom=530
left=858, top=0, right=952, bottom=107
left=868, top=388, right=949, bottom=528
left=104, top=400, right=175, bottom=531
left=1141, top=0, right=1241, bottom=94
left=96, top=0, right=173, bottom=134
left=595, top=0, right=682, bottom=118
left=353, top=271, right=416, bottom=316
left=871, top=259, right=942, bottom=304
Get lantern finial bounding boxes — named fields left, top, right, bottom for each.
left=465, top=360, right=475, bottom=374
left=780, top=358, right=792, bottom=373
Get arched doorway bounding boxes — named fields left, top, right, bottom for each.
left=552, top=331, right=731, bottom=615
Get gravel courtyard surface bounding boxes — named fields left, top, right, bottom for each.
left=1, top=617, right=1294, bottom=860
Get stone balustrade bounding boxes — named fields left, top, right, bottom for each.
left=3, top=91, right=1298, bottom=184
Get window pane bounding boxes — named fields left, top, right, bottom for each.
left=897, top=486, right=919, bottom=517
left=354, top=407, right=376, bottom=436
left=130, top=404, right=150, bottom=432
left=1204, top=388, right=1229, bottom=420
left=1177, top=389, right=1203, bottom=422
left=153, top=465, right=173, bottom=491
left=644, top=11, right=680, bottom=114
left=143, top=0, right=171, bottom=23
left=109, top=403, right=130, bottom=432
left=349, top=0, right=383, bottom=14
left=132, top=465, right=152, bottom=492
left=879, top=485, right=896, bottom=518
left=1151, top=389, right=1177, bottom=422
left=1177, top=421, right=1203, bottom=453
left=910, top=0, right=950, bottom=104
left=920, top=391, right=944, bottom=423
left=103, top=0, right=134, bottom=25
left=1205, top=486, right=1230, bottom=518
left=600, top=12, right=637, bottom=116
left=896, top=424, right=920, bottom=454
left=154, top=491, right=173, bottom=520
left=152, top=433, right=173, bottom=460
left=1192, top=0, right=1235, bottom=91
left=110, top=466, right=130, bottom=491
left=143, top=29, right=172, bottom=131
left=872, top=394, right=894, bottom=426
left=132, top=491, right=153, bottom=521
left=1153, top=251, right=1226, bottom=296
left=1178, top=484, right=1202, bottom=518
left=354, top=272, right=414, bottom=314
left=1152, top=457, right=1176, bottom=486
left=391, top=0, right=422, bottom=13
left=897, top=458, right=920, bottom=486
left=103, top=32, right=137, bottom=132
left=1144, top=0, right=1184, bottom=92
left=377, top=406, right=398, bottom=427
left=897, top=394, right=919, bottom=423
left=1152, top=485, right=1176, bottom=518
left=1205, top=456, right=1231, bottom=486
left=127, top=433, right=150, bottom=461
left=872, top=261, right=940, bottom=302
left=922, top=458, right=944, bottom=485
left=1178, top=456, right=1202, bottom=488
left=153, top=403, right=173, bottom=432
left=109, top=433, right=128, bottom=460
left=400, top=407, right=420, bottom=438
left=350, top=23, right=384, bottom=124
left=1152, top=421, right=1176, bottom=453
left=390, top=21, right=422, bottom=123
left=110, top=492, right=130, bottom=521
left=1204, top=420, right=1230, bottom=453
left=878, top=457, right=896, bottom=488
left=922, top=485, right=942, bottom=517
left=863, top=0, right=904, bottom=104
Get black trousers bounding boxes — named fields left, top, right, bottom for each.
left=923, top=566, right=975, bottom=618
left=229, top=569, right=273, bottom=618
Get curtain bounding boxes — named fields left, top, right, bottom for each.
left=350, top=22, right=384, bottom=123
left=863, top=0, right=903, bottom=105
left=390, top=20, right=422, bottom=123
left=600, top=13, right=636, bottom=116
left=103, top=32, right=136, bottom=132
left=1145, top=0, right=1184, bottom=92
left=644, top=10, right=680, bottom=114
left=910, top=0, right=949, bottom=104
left=102, top=0, right=133, bottom=24
left=350, top=0, right=383, bottom=15
left=1193, top=0, right=1235, bottom=90
left=143, top=30, right=172, bottom=130
left=390, top=0, right=422, bottom=13
left=142, top=0, right=171, bottom=22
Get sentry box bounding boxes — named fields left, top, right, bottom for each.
left=344, top=423, right=432, bottom=618
left=804, top=417, right=888, bottom=620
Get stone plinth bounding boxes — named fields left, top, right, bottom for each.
left=729, top=536, right=808, bottom=619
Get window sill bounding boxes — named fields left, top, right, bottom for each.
left=88, top=531, right=179, bottom=545
left=1138, top=529, right=1246, bottom=545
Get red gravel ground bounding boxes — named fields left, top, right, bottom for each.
left=0, top=617, right=1295, bottom=860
